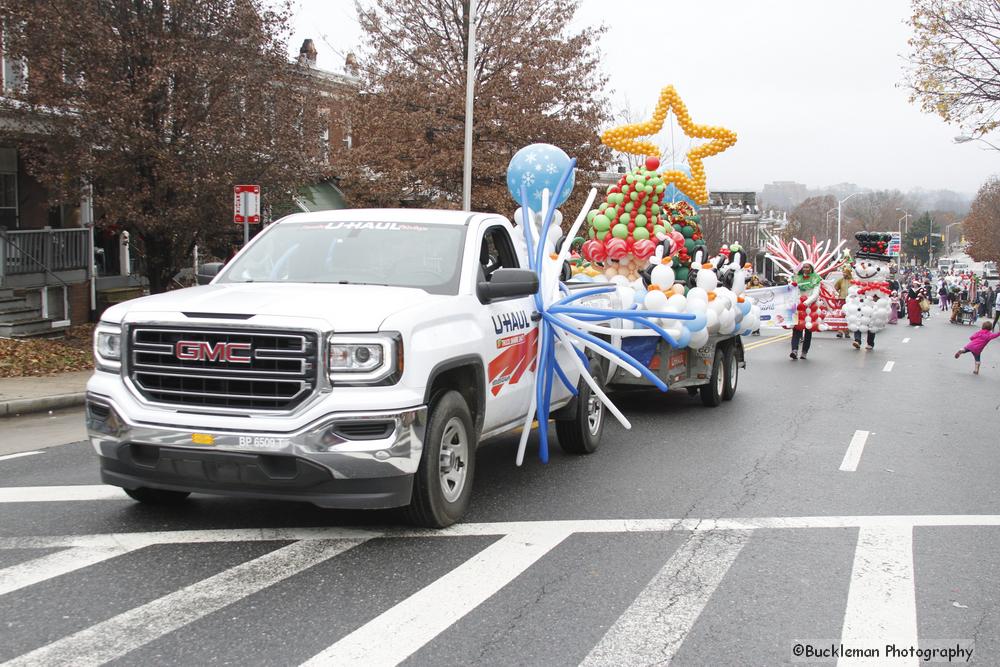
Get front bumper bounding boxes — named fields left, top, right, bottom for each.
left=86, top=395, right=427, bottom=510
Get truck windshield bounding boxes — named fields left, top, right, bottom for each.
left=219, top=221, right=467, bottom=295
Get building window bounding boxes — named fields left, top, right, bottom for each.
left=1, top=30, right=28, bottom=95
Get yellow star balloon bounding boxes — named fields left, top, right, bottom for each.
left=600, top=85, right=737, bottom=205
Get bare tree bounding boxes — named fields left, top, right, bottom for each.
left=0, top=0, right=331, bottom=292
left=905, top=0, right=1000, bottom=135
left=340, top=0, right=611, bottom=216
left=843, top=190, right=907, bottom=235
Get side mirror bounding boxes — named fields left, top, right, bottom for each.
left=477, top=268, right=539, bottom=303
left=196, top=262, right=224, bottom=285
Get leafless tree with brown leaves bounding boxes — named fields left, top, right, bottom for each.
left=964, top=177, right=1000, bottom=264
left=904, top=0, right=1000, bottom=137
left=340, top=0, right=611, bottom=218
left=0, top=0, right=332, bottom=292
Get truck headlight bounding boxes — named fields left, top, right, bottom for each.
left=328, top=333, right=402, bottom=385
left=94, top=323, right=122, bottom=372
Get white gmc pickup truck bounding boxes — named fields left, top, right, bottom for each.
left=87, top=209, right=599, bottom=527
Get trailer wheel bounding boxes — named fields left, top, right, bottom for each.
left=699, top=348, right=724, bottom=407
left=556, top=360, right=604, bottom=455
left=404, top=390, right=476, bottom=528
left=722, top=345, right=738, bottom=401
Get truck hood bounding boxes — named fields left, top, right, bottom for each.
left=102, top=283, right=449, bottom=331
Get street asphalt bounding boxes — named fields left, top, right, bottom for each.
left=0, top=312, right=997, bottom=666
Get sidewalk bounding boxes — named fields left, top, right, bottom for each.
left=0, top=371, right=91, bottom=417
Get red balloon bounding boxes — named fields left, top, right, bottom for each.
left=645, top=156, right=660, bottom=171
left=633, top=238, right=657, bottom=259
left=606, top=238, right=628, bottom=260
left=581, top=239, right=601, bottom=262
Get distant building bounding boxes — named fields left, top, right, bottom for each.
left=760, top=181, right=810, bottom=211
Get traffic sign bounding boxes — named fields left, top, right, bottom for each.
left=234, top=185, right=260, bottom=224
left=888, top=232, right=901, bottom=257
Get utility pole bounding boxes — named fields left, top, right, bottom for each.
left=461, top=0, right=477, bottom=211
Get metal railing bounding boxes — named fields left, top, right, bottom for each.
left=0, top=228, right=90, bottom=280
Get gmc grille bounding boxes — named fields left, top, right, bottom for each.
left=128, top=327, right=319, bottom=412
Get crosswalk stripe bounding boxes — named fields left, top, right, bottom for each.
left=839, top=526, right=917, bottom=666
left=3, top=538, right=366, bottom=667
left=300, top=528, right=571, bottom=667
left=581, top=530, right=751, bottom=666
left=0, top=545, right=136, bottom=597
left=0, top=485, right=124, bottom=503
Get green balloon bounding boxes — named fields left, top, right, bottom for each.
left=651, top=204, right=660, bottom=215
left=586, top=210, right=597, bottom=223
left=655, top=184, right=664, bottom=194
left=606, top=185, right=615, bottom=195
left=588, top=227, right=596, bottom=239
left=624, top=202, right=634, bottom=212
left=673, top=223, right=684, bottom=232
left=675, top=267, right=689, bottom=282
left=635, top=214, right=647, bottom=227
left=618, top=213, right=631, bottom=225
left=684, top=238, right=696, bottom=252
left=644, top=185, right=654, bottom=195
left=625, top=174, right=635, bottom=184
left=653, top=225, right=666, bottom=236
left=612, top=224, right=629, bottom=239
left=629, top=192, right=638, bottom=201
left=682, top=226, right=694, bottom=238
left=633, top=227, right=650, bottom=241
left=599, top=202, right=608, bottom=211
left=594, top=214, right=611, bottom=231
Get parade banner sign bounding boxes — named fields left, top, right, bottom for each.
left=744, top=285, right=797, bottom=328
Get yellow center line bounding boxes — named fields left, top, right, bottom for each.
left=743, top=332, right=793, bottom=350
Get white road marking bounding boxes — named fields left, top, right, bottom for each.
left=902, top=337, right=910, bottom=343
left=882, top=361, right=895, bottom=372
left=4, top=538, right=365, bottom=667
left=300, top=528, right=571, bottom=667
left=581, top=530, right=750, bottom=666
left=0, top=485, right=124, bottom=503
left=838, top=526, right=917, bottom=666
left=839, top=430, right=870, bottom=472
left=0, top=545, right=136, bottom=596
left=4, top=514, right=1000, bottom=552
left=0, top=451, right=43, bottom=462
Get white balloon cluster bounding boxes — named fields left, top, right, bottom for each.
left=571, top=253, right=761, bottom=349
left=844, top=259, right=892, bottom=334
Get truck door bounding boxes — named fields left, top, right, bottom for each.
left=476, top=223, right=539, bottom=430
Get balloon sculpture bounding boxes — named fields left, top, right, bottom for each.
left=600, top=85, right=737, bottom=205
left=844, top=232, right=893, bottom=334
left=764, top=236, right=846, bottom=332
left=504, top=140, right=761, bottom=466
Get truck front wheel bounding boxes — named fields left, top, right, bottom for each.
left=404, top=390, right=476, bottom=528
left=556, top=360, right=604, bottom=455
left=722, top=344, right=738, bottom=401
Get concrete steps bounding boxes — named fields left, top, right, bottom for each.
left=0, top=289, right=69, bottom=338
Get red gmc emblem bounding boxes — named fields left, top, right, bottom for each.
left=175, top=340, right=252, bottom=364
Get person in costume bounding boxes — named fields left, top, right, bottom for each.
left=844, top=233, right=893, bottom=350
left=906, top=284, right=923, bottom=326
left=763, top=235, right=845, bottom=361
left=789, top=262, right=821, bottom=360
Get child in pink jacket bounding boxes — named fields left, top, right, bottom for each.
left=955, top=321, right=1000, bottom=374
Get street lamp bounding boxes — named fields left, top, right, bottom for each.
left=837, top=192, right=861, bottom=247
left=954, top=135, right=1000, bottom=151
left=896, top=207, right=910, bottom=264
left=826, top=207, right=835, bottom=239
left=945, top=222, right=962, bottom=254
left=461, top=0, right=478, bottom=211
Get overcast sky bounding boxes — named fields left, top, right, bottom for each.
left=289, top=0, right=998, bottom=195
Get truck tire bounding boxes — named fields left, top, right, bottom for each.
left=699, top=348, right=724, bottom=407
left=722, top=344, right=738, bottom=401
left=556, top=361, right=605, bottom=455
left=123, top=487, right=191, bottom=505
left=404, top=390, right=476, bottom=528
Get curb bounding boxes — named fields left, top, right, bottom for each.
left=0, top=392, right=87, bottom=418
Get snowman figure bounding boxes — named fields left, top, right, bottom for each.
left=844, top=232, right=893, bottom=350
